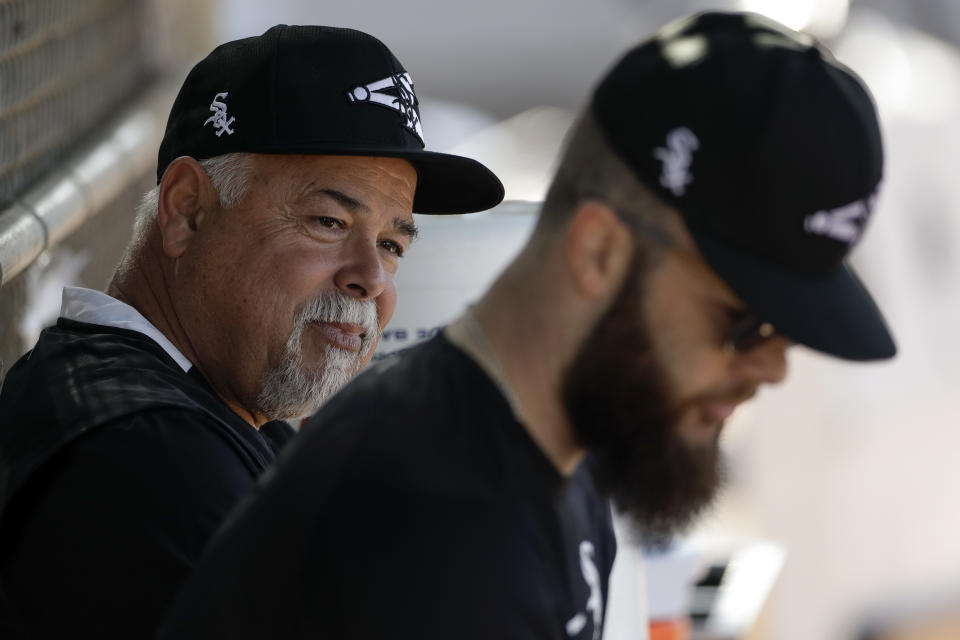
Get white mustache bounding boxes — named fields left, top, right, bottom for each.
left=296, top=291, right=380, bottom=349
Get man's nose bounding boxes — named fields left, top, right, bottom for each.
left=733, top=335, right=791, bottom=385
left=333, top=238, right=387, bottom=300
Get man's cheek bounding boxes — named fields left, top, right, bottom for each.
left=376, top=281, right=399, bottom=329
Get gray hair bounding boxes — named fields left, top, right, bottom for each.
left=130, top=153, right=254, bottom=246
left=536, top=110, right=674, bottom=245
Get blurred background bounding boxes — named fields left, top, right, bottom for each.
left=1, top=0, right=959, bottom=638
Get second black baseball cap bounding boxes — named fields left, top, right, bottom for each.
left=592, top=11, right=895, bottom=361
left=157, top=25, right=504, bottom=215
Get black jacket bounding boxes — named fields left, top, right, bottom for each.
left=0, top=319, right=293, bottom=638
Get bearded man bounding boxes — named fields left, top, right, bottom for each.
left=0, top=25, right=502, bottom=638
left=159, top=12, right=896, bottom=639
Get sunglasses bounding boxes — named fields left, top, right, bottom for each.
left=722, top=312, right=777, bottom=355
left=601, top=199, right=780, bottom=355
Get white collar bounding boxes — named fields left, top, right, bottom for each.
left=60, top=287, right=193, bottom=372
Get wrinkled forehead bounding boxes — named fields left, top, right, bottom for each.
left=249, top=153, right=418, bottom=205
left=252, top=153, right=416, bottom=182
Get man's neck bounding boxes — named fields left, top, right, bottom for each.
left=464, top=267, right=586, bottom=477
left=108, top=259, right=197, bottom=372
left=108, top=259, right=265, bottom=429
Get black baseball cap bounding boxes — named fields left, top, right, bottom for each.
left=592, top=11, right=895, bottom=360
left=157, top=25, right=504, bottom=214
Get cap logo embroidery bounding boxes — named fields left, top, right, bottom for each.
left=203, top=92, right=235, bottom=137
left=653, top=127, right=699, bottom=196
left=803, top=187, right=879, bottom=244
left=346, top=72, right=424, bottom=144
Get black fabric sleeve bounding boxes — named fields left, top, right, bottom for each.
left=0, top=409, right=263, bottom=638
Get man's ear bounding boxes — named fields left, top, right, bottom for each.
left=156, top=156, right=218, bottom=259
left=565, top=200, right=634, bottom=301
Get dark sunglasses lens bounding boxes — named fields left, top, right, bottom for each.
left=726, top=315, right=775, bottom=352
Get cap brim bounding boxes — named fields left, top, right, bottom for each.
left=403, top=150, right=505, bottom=215
left=689, top=227, right=896, bottom=361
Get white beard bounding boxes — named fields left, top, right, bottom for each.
left=255, top=291, right=380, bottom=420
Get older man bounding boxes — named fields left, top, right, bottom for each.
left=0, top=25, right=502, bottom=637
left=161, top=12, right=895, bottom=639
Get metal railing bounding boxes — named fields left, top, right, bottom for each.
left=0, top=83, right=172, bottom=286
left=0, top=0, right=162, bottom=286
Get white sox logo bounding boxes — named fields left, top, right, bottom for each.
left=346, top=72, right=424, bottom=144
left=204, top=92, right=235, bottom=137
left=653, top=126, right=700, bottom=197
left=803, top=187, right=879, bottom=244
left=565, top=541, right=604, bottom=639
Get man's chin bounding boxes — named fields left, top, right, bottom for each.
left=596, top=435, right=727, bottom=550
left=255, top=366, right=325, bottom=422
left=301, top=359, right=356, bottom=407
left=625, top=484, right=725, bottom=551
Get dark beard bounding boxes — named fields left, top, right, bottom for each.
left=562, top=255, right=726, bottom=550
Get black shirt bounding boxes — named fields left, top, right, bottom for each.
left=0, top=319, right=294, bottom=638
left=159, top=333, right=616, bottom=639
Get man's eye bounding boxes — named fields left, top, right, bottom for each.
left=379, top=240, right=405, bottom=257
left=312, top=216, right=345, bottom=229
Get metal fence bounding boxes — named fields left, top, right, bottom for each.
left=0, top=0, right=148, bottom=204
